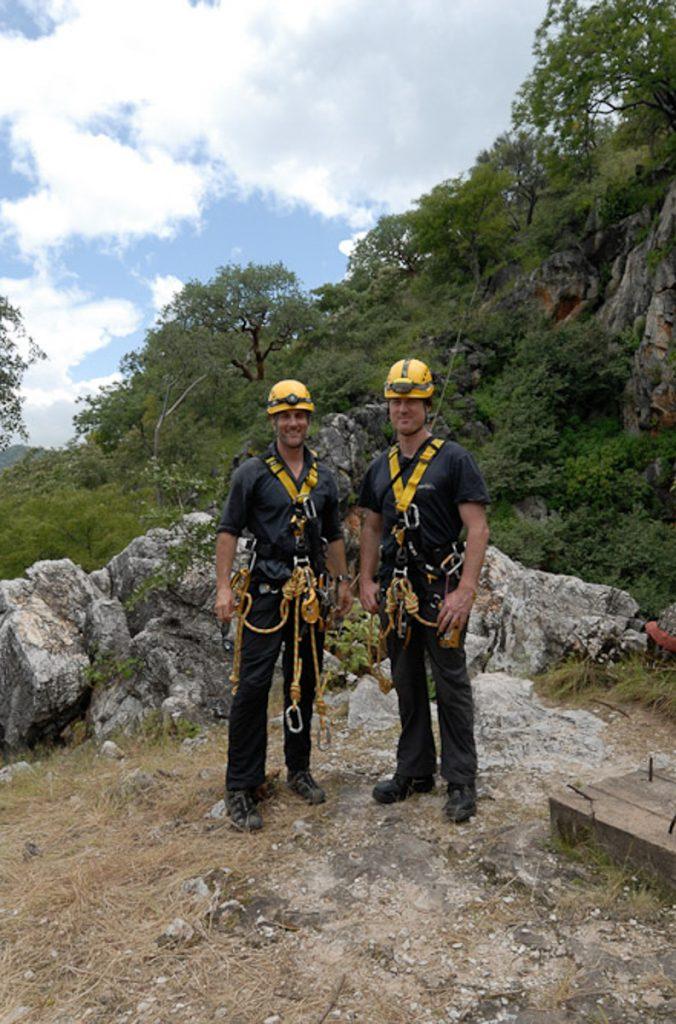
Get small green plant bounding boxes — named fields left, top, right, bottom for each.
left=85, top=653, right=142, bottom=690
left=326, top=605, right=374, bottom=678
left=126, top=516, right=214, bottom=610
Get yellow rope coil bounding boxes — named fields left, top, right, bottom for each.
left=227, top=562, right=331, bottom=744
left=367, top=574, right=453, bottom=692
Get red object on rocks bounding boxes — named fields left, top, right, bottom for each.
left=645, top=621, right=676, bottom=653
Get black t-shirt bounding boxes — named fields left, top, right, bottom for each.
left=217, top=442, right=342, bottom=581
left=358, top=437, right=489, bottom=562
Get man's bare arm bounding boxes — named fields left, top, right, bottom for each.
left=326, top=537, right=353, bottom=617
left=214, top=531, right=238, bottom=623
left=359, top=510, right=384, bottom=613
left=437, top=502, right=489, bottom=633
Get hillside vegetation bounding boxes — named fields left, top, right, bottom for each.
left=0, top=0, right=674, bottom=615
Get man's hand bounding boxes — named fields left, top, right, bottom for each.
left=336, top=579, right=354, bottom=618
left=214, top=584, right=236, bottom=624
left=360, top=577, right=381, bottom=615
left=436, top=585, right=475, bottom=634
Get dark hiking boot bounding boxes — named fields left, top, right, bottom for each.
left=372, top=773, right=435, bottom=805
left=287, top=769, right=326, bottom=805
left=226, top=789, right=263, bottom=831
left=444, top=783, right=476, bottom=823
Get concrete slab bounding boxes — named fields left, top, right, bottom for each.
left=549, top=767, right=676, bottom=889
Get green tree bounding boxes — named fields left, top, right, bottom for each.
left=412, top=164, right=513, bottom=285
left=0, top=297, right=44, bottom=450
left=160, top=262, right=317, bottom=383
left=477, top=131, right=548, bottom=228
left=515, top=0, right=676, bottom=165
left=347, top=213, right=423, bottom=281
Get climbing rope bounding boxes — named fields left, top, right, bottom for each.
left=227, top=560, right=332, bottom=746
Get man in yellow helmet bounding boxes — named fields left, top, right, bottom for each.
left=215, top=379, right=352, bottom=831
left=358, top=358, right=490, bottom=823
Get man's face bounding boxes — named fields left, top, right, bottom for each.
left=388, top=397, right=427, bottom=436
left=274, top=409, right=310, bottom=448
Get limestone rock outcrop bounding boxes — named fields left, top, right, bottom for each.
left=0, top=523, right=649, bottom=752
left=467, top=546, right=645, bottom=676
left=0, top=559, right=100, bottom=749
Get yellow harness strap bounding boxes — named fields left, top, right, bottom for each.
left=264, top=454, right=319, bottom=504
left=388, top=437, right=444, bottom=513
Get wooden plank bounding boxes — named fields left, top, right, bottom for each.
left=549, top=769, right=676, bottom=889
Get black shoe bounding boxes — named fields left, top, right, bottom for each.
left=287, top=769, right=326, bottom=805
left=444, top=783, right=476, bottom=823
left=226, top=789, right=263, bottom=831
left=372, top=773, right=435, bottom=805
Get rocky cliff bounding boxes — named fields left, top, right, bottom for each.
left=0, top=493, right=647, bottom=753
left=501, top=177, right=675, bottom=432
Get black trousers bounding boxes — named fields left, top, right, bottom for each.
left=384, top=575, right=477, bottom=786
left=226, top=585, right=324, bottom=791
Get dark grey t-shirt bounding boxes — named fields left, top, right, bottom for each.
left=217, top=442, right=342, bottom=581
left=358, top=437, right=489, bottom=561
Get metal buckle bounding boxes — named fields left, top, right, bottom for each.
left=302, top=497, right=317, bottom=520
left=244, top=536, right=258, bottom=574
left=403, top=504, right=420, bottom=530
left=285, top=704, right=304, bottom=734
left=440, top=544, right=464, bottom=580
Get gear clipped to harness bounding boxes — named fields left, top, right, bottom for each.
left=225, top=448, right=333, bottom=748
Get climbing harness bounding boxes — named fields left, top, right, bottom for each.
left=225, top=452, right=333, bottom=748
left=369, top=437, right=472, bottom=685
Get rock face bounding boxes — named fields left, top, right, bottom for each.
left=467, top=546, right=645, bottom=676
left=501, top=249, right=600, bottom=323
left=0, top=514, right=231, bottom=751
left=0, top=560, right=100, bottom=749
left=313, top=403, right=388, bottom=509
left=623, top=181, right=676, bottom=431
left=498, top=177, right=675, bottom=433
left=0, top=526, right=648, bottom=752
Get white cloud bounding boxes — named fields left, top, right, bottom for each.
left=338, top=231, right=367, bottom=259
left=149, top=273, right=184, bottom=314
left=0, top=271, right=141, bottom=445
left=0, top=0, right=546, bottom=254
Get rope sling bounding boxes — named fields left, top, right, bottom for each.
left=369, top=437, right=464, bottom=694
left=228, top=452, right=332, bottom=748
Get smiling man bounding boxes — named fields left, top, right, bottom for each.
left=215, top=379, right=352, bottom=831
left=359, top=358, right=490, bottom=823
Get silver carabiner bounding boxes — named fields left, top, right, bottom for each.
left=285, top=704, right=304, bottom=734
left=403, top=504, right=420, bottom=530
left=302, top=497, right=317, bottom=520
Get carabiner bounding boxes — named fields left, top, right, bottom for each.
left=403, top=503, right=420, bottom=530
left=285, top=703, right=304, bottom=734
left=302, top=496, right=317, bottom=520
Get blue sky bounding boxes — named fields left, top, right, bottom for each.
left=0, top=0, right=546, bottom=446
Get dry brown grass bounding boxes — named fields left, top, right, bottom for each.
left=0, top=723, right=445, bottom=1024
left=0, top=730, right=357, bottom=1024
left=2, top=686, right=674, bottom=1024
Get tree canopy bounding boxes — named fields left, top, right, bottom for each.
left=159, top=262, right=318, bottom=383
left=0, top=297, right=43, bottom=451
left=515, top=0, right=676, bottom=163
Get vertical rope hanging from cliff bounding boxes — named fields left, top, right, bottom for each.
left=430, top=280, right=480, bottom=432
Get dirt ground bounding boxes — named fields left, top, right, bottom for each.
left=0, top=689, right=674, bottom=1024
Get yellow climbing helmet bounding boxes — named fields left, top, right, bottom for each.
left=266, top=379, right=315, bottom=415
left=384, top=358, right=434, bottom=399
